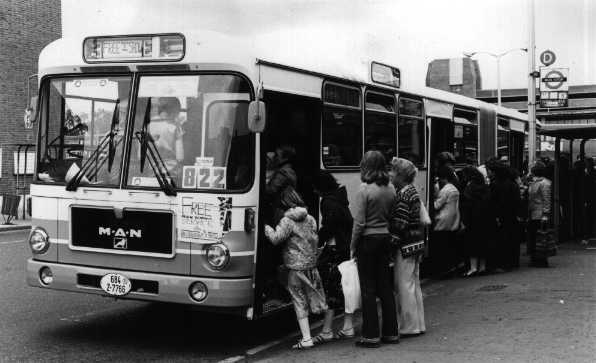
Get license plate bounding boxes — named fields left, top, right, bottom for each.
left=100, top=273, right=132, bottom=296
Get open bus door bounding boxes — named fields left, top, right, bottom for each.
left=422, top=99, right=454, bottom=276
left=254, top=90, right=322, bottom=317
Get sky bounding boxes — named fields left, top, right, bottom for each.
left=62, top=0, right=595, bottom=90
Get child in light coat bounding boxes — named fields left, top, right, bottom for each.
left=265, top=196, right=328, bottom=349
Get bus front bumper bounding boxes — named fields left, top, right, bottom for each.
left=26, top=258, right=253, bottom=307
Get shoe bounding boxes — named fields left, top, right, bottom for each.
left=463, top=269, right=478, bottom=277
left=354, top=339, right=380, bottom=348
left=400, top=332, right=423, bottom=339
left=292, top=338, right=313, bottom=349
left=335, top=329, right=355, bottom=340
left=381, top=336, right=400, bottom=344
left=312, top=332, right=334, bottom=345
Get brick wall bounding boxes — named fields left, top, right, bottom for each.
left=0, top=0, right=61, bottom=196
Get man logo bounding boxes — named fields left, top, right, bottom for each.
left=113, top=237, right=128, bottom=249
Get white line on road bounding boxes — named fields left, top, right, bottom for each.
left=0, top=240, right=25, bottom=245
left=216, top=312, right=348, bottom=363
left=218, top=356, right=245, bottom=363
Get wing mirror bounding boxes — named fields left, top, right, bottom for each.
left=248, top=100, right=266, bottom=133
left=24, top=96, right=38, bottom=129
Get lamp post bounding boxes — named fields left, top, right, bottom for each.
left=463, top=48, right=527, bottom=108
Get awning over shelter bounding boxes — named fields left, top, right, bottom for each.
left=538, top=124, right=596, bottom=139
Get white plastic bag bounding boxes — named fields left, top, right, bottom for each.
left=338, top=259, right=361, bottom=313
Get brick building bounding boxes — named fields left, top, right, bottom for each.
left=426, top=57, right=482, bottom=97
left=0, top=0, right=61, bottom=199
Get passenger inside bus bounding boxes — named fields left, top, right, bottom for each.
left=265, top=145, right=298, bottom=225
left=148, top=97, right=185, bottom=175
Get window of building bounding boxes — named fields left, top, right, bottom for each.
left=453, top=108, right=478, bottom=165
left=365, top=92, right=396, bottom=163
left=322, top=83, right=362, bottom=167
left=398, top=97, right=425, bottom=166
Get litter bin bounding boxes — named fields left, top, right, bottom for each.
left=1, top=194, right=20, bottom=225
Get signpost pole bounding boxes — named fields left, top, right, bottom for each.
left=497, top=57, right=502, bottom=108
left=528, top=0, right=537, bottom=166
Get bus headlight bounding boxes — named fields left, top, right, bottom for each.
left=29, top=228, right=50, bottom=254
left=205, top=243, right=230, bottom=270
left=189, top=281, right=208, bottom=302
left=39, top=266, right=53, bottom=285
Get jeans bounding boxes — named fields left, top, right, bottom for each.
left=356, top=234, right=399, bottom=341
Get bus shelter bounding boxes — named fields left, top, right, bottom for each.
left=539, top=124, right=596, bottom=242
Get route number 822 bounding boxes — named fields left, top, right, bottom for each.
left=182, top=166, right=226, bottom=190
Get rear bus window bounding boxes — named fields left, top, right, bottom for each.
left=322, top=83, right=362, bottom=167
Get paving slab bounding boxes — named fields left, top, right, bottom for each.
left=253, top=244, right=596, bottom=363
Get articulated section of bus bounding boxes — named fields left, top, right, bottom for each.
left=26, top=71, right=267, bottom=319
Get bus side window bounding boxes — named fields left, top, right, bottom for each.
left=322, top=82, right=362, bottom=168
left=398, top=97, right=425, bottom=166
left=453, top=108, right=479, bottom=165
left=364, top=91, right=396, bottom=164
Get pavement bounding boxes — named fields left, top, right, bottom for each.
left=253, top=243, right=596, bottom=363
left=0, top=217, right=31, bottom=232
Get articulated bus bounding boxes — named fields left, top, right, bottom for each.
left=26, top=31, right=528, bottom=319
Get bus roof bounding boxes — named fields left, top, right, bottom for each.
left=39, top=30, right=527, bottom=122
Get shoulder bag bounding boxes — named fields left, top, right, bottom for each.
left=399, top=196, right=427, bottom=258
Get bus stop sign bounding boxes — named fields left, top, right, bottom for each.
left=540, top=50, right=556, bottom=66
left=539, top=67, right=569, bottom=108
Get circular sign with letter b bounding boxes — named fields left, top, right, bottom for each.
left=540, top=50, right=556, bottom=66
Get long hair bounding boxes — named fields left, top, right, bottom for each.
left=461, top=166, right=485, bottom=186
left=314, top=170, right=339, bottom=193
left=360, top=150, right=389, bottom=186
left=531, top=161, right=546, bottom=177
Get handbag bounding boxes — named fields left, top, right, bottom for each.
left=392, top=230, right=425, bottom=258
left=400, top=239, right=425, bottom=258
left=402, top=197, right=428, bottom=257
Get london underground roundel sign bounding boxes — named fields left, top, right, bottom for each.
left=543, top=70, right=565, bottom=89
left=540, top=50, right=556, bottom=66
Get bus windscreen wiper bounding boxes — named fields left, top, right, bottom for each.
left=136, top=99, right=177, bottom=196
left=65, top=100, right=120, bottom=191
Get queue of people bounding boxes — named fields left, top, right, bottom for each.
left=263, top=148, right=427, bottom=349
left=432, top=153, right=556, bottom=276
left=261, top=146, right=554, bottom=350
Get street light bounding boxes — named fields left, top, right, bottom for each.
left=463, top=48, right=527, bottom=108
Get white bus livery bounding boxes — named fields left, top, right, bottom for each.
left=26, top=31, right=528, bottom=319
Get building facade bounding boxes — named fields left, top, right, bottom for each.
left=0, top=0, right=61, bottom=199
left=426, top=57, right=482, bottom=97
